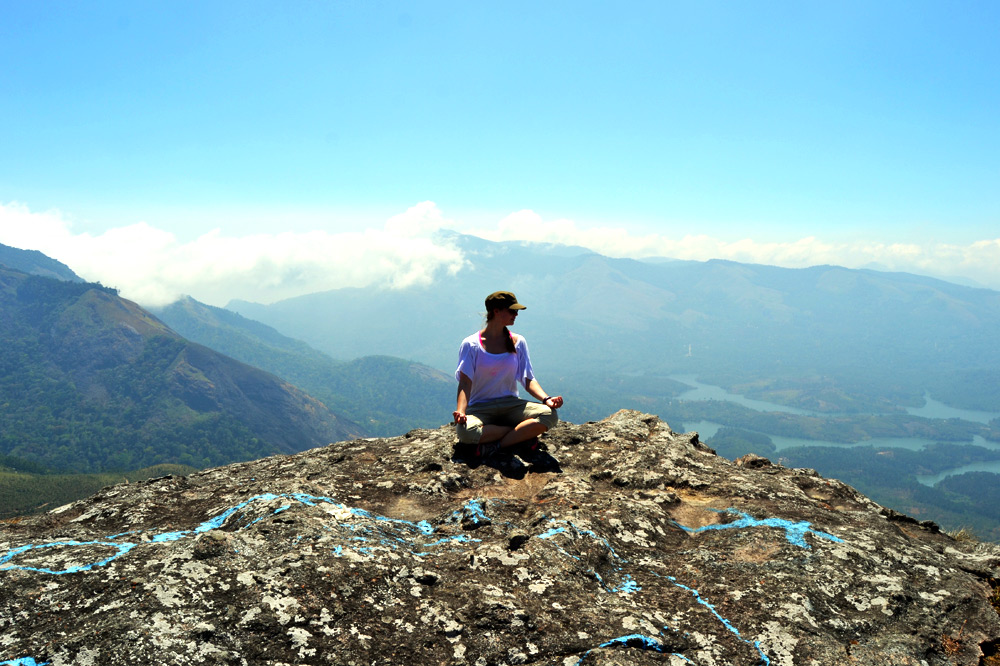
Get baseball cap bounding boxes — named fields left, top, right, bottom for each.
left=485, top=291, right=526, bottom=311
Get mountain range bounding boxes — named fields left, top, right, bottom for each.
left=0, top=261, right=359, bottom=474
left=4, top=236, right=1000, bottom=539
left=150, top=296, right=453, bottom=436
left=229, top=231, right=1000, bottom=420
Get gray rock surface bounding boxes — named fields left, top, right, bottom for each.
left=2, top=410, right=1000, bottom=665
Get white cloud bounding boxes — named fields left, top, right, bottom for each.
left=2, top=201, right=998, bottom=309
left=384, top=201, right=454, bottom=237
left=469, top=209, right=1000, bottom=290
left=0, top=201, right=467, bottom=307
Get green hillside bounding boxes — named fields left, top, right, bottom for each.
left=0, top=266, right=361, bottom=474
left=0, top=241, right=83, bottom=282
left=154, top=296, right=453, bottom=436
left=0, top=463, right=196, bottom=519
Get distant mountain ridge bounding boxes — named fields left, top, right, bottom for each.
left=228, top=231, right=1000, bottom=419
left=152, top=296, right=453, bottom=436
left=0, top=265, right=361, bottom=473
left=0, top=241, right=83, bottom=282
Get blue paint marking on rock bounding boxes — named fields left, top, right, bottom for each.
left=461, top=499, right=490, bottom=524
left=533, top=518, right=642, bottom=594
left=0, top=540, right=138, bottom=575
left=612, top=574, right=641, bottom=594
left=667, top=575, right=772, bottom=665
left=573, top=633, right=692, bottom=665
left=550, top=506, right=832, bottom=664
left=2, top=497, right=831, bottom=664
left=0, top=492, right=489, bottom=575
left=674, top=508, right=842, bottom=549
left=537, top=526, right=566, bottom=539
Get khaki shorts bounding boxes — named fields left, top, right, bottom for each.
left=456, top=396, right=558, bottom=444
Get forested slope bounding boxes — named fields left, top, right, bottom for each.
left=154, top=296, right=453, bottom=436
left=0, top=266, right=360, bottom=473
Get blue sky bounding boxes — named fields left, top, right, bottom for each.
left=1, top=1, right=998, bottom=305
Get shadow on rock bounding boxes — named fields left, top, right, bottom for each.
left=451, top=442, right=563, bottom=477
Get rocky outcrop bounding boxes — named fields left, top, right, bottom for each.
left=2, top=410, right=999, bottom=665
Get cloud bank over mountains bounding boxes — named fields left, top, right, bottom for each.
left=0, top=202, right=467, bottom=306
left=2, top=200, right=998, bottom=307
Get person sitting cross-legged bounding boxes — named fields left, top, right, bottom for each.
left=452, top=291, right=564, bottom=459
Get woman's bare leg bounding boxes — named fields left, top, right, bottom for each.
left=478, top=424, right=513, bottom=444
left=498, top=419, right=548, bottom=448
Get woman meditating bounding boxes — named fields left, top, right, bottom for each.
left=453, top=291, right=564, bottom=458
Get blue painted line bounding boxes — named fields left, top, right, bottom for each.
left=568, top=521, right=624, bottom=562
left=674, top=509, right=842, bottom=549
left=363, top=510, right=436, bottom=535
left=0, top=540, right=138, bottom=575
left=535, top=520, right=626, bottom=562
left=612, top=575, right=641, bottom=594
left=462, top=499, right=490, bottom=523
left=574, top=634, right=677, bottom=665
left=667, top=576, right=771, bottom=665
left=2, top=498, right=820, bottom=666
left=668, top=577, right=742, bottom=638
left=238, top=516, right=267, bottom=530
left=423, top=535, right=482, bottom=548
left=0, top=492, right=453, bottom=575
left=534, top=519, right=636, bottom=591
left=290, top=493, right=322, bottom=506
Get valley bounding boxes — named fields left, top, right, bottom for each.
left=3, top=237, right=1000, bottom=541
left=650, top=375, right=1000, bottom=541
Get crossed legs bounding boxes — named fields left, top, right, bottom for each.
left=457, top=397, right=558, bottom=448
left=479, top=418, right=549, bottom=448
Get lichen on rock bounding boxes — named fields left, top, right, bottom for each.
left=2, top=410, right=999, bottom=665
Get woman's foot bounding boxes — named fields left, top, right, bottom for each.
left=476, top=441, right=503, bottom=459
left=515, top=436, right=540, bottom=454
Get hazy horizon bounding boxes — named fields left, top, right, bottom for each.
left=2, top=2, right=998, bottom=305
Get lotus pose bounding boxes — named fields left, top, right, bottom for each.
left=453, top=291, right=564, bottom=458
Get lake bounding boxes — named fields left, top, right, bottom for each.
left=670, top=374, right=820, bottom=416
left=673, top=376, right=1000, bottom=486
left=905, top=393, right=1000, bottom=425
left=683, top=419, right=1000, bottom=487
left=917, top=461, right=1000, bottom=486
left=672, top=375, right=1000, bottom=423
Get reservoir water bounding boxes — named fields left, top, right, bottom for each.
left=684, top=419, right=1000, bottom=487
left=916, top=461, right=1000, bottom=486
left=670, top=374, right=820, bottom=416
left=673, top=376, right=1000, bottom=486
left=905, top=393, right=1000, bottom=425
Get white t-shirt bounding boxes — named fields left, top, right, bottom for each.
left=455, top=331, right=535, bottom=407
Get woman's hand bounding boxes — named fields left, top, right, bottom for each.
left=453, top=410, right=467, bottom=425
left=542, top=396, right=563, bottom=409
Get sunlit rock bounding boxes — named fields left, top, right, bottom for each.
left=2, top=410, right=999, bottom=665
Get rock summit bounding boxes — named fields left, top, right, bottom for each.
left=2, top=410, right=1000, bottom=665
